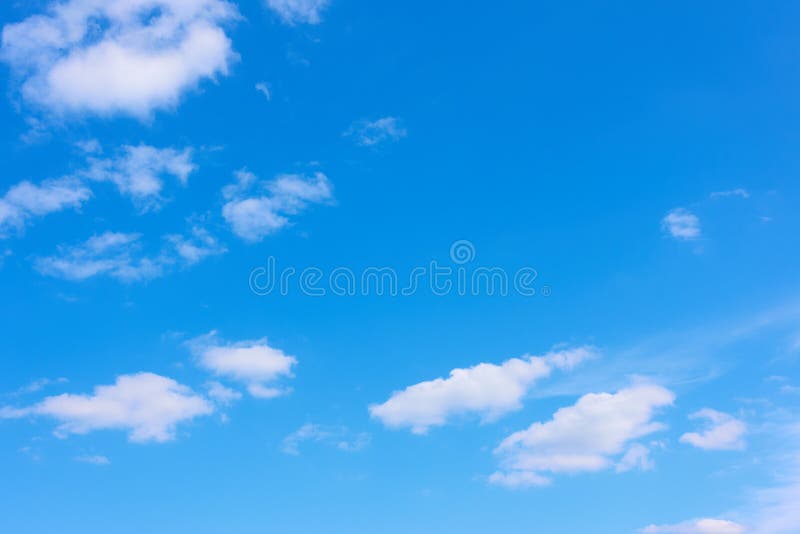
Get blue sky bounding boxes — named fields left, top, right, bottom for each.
left=1, top=1, right=800, bottom=532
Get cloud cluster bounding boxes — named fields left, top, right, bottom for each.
left=490, top=384, right=675, bottom=487
left=222, top=169, right=334, bottom=242
left=188, top=331, right=297, bottom=398
left=0, top=373, right=213, bottom=443
left=369, top=346, right=596, bottom=434
left=1, top=0, right=239, bottom=118
left=680, top=409, right=747, bottom=451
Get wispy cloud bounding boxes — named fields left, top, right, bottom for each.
left=639, top=518, right=745, bottom=533
left=282, top=423, right=370, bottom=455
left=345, top=117, right=407, bottom=147
left=710, top=189, right=750, bottom=200
left=75, top=455, right=110, bottom=466
left=255, top=82, right=272, bottom=101
left=0, top=178, right=91, bottom=238
left=35, top=226, right=226, bottom=282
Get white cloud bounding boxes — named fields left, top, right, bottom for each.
left=282, top=423, right=370, bottom=455
left=662, top=208, right=701, bottom=240
left=222, top=169, right=333, bottom=242
left=489, top=384, right=674, bottom=487
left=187, top=331, right=297, bottom=398
left=266, top=0, right=330, bottom=25
left=82, top=144, right=196, bottom=211
left=2, top=0, right=239, bottom=118
left=34, top=231, right=164, bottom=282
left=75, top=455, right=110, bottom=466
left=710, top=189, right=750, bottom=200
left=345, top=117, right=407, bottom=146
left=680, top=409, right=746, bottom=451
left=369, top=346, right=597, bottom=434
left=0, top=373, right=213, bottom=443
left=0, top=178, right=91, bottom=237
left=640, top=519, right=746, bottom=534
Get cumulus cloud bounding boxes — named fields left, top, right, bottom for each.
left=82, top=144, right=196, bottom=211
left=266, top=0, right=330, bottom=25
left=680, top=409, right=747, bottom=451
left=187, top=331, right=297, bottom=398
left=1, top=0, right=239, bottom=118
left=0, top=178, right=91, bottom=237
left=34, top=231, right=164, bottom=282
left=345, top=117, right=407, bottom=146
left=0, top=373, right=213, bottom=443
left=662, top=208, right=701, bottom=240
left=369, top=346, right=597, bottom=434
left=489, top=384, right=675, bottom=487
left=222, top=169, right=334, bottom=242
left=640, top=518, right=746, bottom=533
left=282, top=423, right=370, bottom=455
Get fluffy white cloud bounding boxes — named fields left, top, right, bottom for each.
left=266, top=0, right=330, bottom=25
left=369, top=346, right=597, bottom=434
left=82, top=145, right=196, bottom=211
left=282, top=423, right=370, bottom=455
left=222, top=169, right=333, bottom=242
left=34, top=231, right=164, bottom=282
left=680, top=409, right=746, bottom=451
left=2, top=0, right=239, bottom=118
left=0, top=178, right=91, bottom=237
left=187, top=331, right=297, bottom=398
left=345, top=117, right=407, bottom=146
left=640, top=519, right=746, bottom=534
left=662, top=208, right=701, bottom=240
left=0, top=373, right=213, bottom=443
left=490, top=384, right=674, bottom=487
